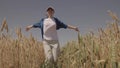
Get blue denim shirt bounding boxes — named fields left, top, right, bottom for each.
left=32, top=17, right=68, bottom=39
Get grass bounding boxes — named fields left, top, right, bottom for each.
left=0, top=11, right=120, bottom=68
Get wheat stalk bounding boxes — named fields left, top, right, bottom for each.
left=0, top=18, right=9, bottom=33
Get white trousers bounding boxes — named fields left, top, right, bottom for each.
left=43, top=40, right=60, bottom=63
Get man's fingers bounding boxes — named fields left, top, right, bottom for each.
left=75, top=27, right=79, bottom=32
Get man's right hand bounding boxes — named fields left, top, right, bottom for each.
left=26, top=25, right=33, bottom=31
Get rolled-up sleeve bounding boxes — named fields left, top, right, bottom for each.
left=32, top=22, right=41, bottom=28
left=32, top=19, right=44, bottom=28
left=55, top=18, right=68, bottom=29
left=59, top=22, right=68, bottom=29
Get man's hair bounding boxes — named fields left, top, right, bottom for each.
left=46, top=7, right=55, bottom=12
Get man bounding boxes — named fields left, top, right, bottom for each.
left=26, top=7, right=79, bottom=65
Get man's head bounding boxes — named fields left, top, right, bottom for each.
left=46, top=7, right=55, bottom=17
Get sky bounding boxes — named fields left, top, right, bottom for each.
left=0, top=0, right=120, bottom=46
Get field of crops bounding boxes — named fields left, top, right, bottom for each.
left=0, top=11, right=120, bottom=68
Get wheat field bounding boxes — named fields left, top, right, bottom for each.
left=0, top=11, right=120, bottom=68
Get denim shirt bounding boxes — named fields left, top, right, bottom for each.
left=32, top=17, right=68, bottom=39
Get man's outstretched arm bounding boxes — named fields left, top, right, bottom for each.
left=67, top=25, right=79, bottom=32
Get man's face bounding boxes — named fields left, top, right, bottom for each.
left=47, top=9, right=54, bottom=17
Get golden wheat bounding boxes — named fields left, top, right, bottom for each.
left=0, top=18, right=8, bottom=33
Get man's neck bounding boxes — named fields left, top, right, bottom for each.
left=48, top=15, right=53, bottom=18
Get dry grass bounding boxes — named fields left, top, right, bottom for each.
left=0, top=11, right=120, bottom=68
